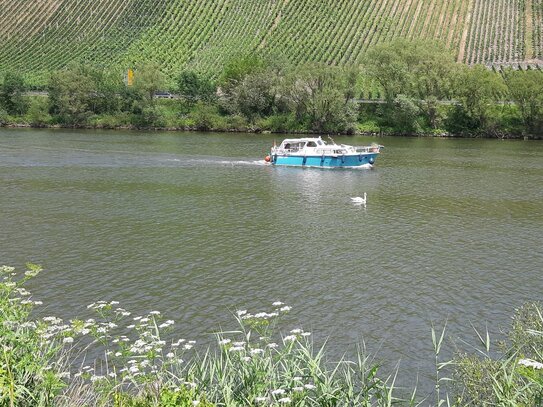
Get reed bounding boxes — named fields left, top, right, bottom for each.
left=2, top=264, right=543, bottom=406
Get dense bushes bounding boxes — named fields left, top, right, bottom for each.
left=1, top=39, right=542, bottom=136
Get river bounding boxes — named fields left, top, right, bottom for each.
left=1, top=128, right=542, bottom=393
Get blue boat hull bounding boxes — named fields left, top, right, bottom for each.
left=271, top=153, right=378, bottom=168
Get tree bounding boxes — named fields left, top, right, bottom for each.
left=503, top=69, right=543, bottom=133
left=364, top=39, right=456, bottom=128
left=0, top=72, right=28, bottom=116
left=132, top=62, right=166, bottom=106
left=391, top=94, right=421, bottom=133
left=220, top=54, right=265, bottom=91
left=177, top=70, right=215, bottom=105
left=282, top=64, right=357, bottom=133
left=222, top=70, right=277, bottom=120
left=452, top=64, right=507, bottom=131
left=48, top=64, right=96, bottom=125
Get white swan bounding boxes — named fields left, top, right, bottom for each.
left=350, top=192, right=367, bottom=205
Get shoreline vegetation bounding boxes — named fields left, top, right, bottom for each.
left=1, top=40, right=542, bottom=140
left=2, top=264, right=543, bottom=406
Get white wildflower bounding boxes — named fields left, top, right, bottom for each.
left=293, top=386, right=304, bottom=392
left=250, top=348, right=264, bottom=355
left=278, top=397, right=291, bottom=403
left=304, top=384, right=316, bottom=389
left=290, top=329, right=303, bottom=334
left=280, top=306, right=292, bottom=312
left=237, top=310, right=247, bottom=316
left=63, top=337, right=74, bottom=344
left=219, top=338, right=231, bottom=345
left=271, top=389, right=285, bottom=395
left=166, top=352, right=175, bottom=359
left=272, top=301, right=284, bottom=306
left=24, top=269, right=39, bottom=277
left=149, top=311, right=160, bottom=315
left=192, top=401, right=200, bottom=406
left=301, top=332, right=311, bottom=337
left=233, top=341, right=246, bottom=347
left=519, top=359, right=543, bottom=369
left=283, top=335, right=297, bottom=342
left=229, top=346, right=244, bottom=352
left=255, top=396, right=267, bottom=403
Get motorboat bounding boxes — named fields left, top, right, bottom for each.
left=265, top=136, right=382, bottom=168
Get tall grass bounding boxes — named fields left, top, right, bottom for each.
left=2, top=264, right=543, bottom=406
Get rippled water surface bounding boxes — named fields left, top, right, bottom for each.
left=1, top=129, right=542, bottom=390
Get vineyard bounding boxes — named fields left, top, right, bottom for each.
left=0, top=0, right=542, bottom=85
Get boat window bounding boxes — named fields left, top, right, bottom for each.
left=317, top=140, right=323, bottom=145
left=307, top=141, right=317, bottom=147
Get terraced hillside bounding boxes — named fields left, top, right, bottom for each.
left=1, top=0, right=542, bottom=85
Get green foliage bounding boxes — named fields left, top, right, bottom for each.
left=177, top=71, right=216, bottom=106
left=503, top=69, right=543, bottom=133
left=0, top=264, right=70, bottom=407
left=48, top=64, right=123, bottom=125
left=454, top=302, right=543, bottom=406
left=190, top=102, right=225, bottom=131
left=3, top=262, right=543, bottom=406
left=364, top=39, right=456, bottom=128
left=114, top=387, right=214, bottom=407
left=133, top=63, right=166, bottom=105
left=220, top=54, right=266, bottom=89
left=390, top=95, right=422, bottom=133
left=0, top=72, right=29, bottom=116
left=452, top=64, right=507, bottom=132
left=221, top=70, right=277, bottom=120
left=283, top=64, right=358, bottom=133
left=26, top=97, right=52, bottom=127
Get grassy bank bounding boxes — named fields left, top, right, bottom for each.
left=2, top=264, right=543, bottom=406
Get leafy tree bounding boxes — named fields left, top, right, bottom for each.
left=132, top=62, right=166, bottom=106
left=129, top=63, right=167, bottom=126
left=177, top=70, right=215, bottom=105
left=219, top=54, right=266, bottom=93
left=48, top=64, right=97, bottom=125
left=452, top=64, right=507, bottom=131
left=364, top=39, right=456, bottom=128
left=364, top=40, right=411, bottom=103
left=391, top=94, right=421, bottom=133
left=222, top=70, right=277, bottom=120
left=282, top=64, right=357, bottom=133
left=0, top=71, right=29, bottom=115
left=503, top=69, right=543, bottom=133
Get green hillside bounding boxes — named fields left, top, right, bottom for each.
left=1, top=0, right=542, bottom=85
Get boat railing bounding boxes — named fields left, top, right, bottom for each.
left=354, top=145, right=381, bottom=153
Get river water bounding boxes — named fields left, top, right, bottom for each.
left=1, top=128, right=542, bottom=392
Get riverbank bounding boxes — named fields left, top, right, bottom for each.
left=2, top=264, right=543, bottom=406
left=2, top=121, right=540, bottom=140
